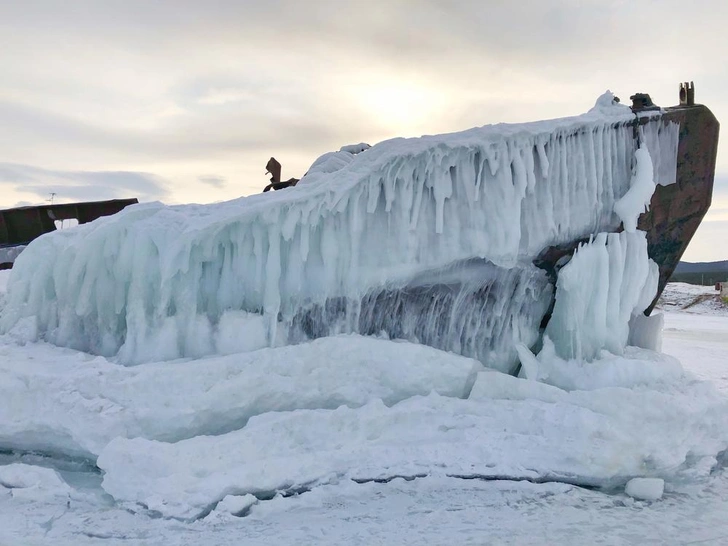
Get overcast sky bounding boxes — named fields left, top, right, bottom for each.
left=1, top=0, right=726, bottom=260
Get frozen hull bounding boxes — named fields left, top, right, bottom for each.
left=0, top=95, right=719, bottom=370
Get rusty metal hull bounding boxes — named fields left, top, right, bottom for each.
left=0, top=198, right=138, bottom=269
left=639, top=104, right=720, bottom=312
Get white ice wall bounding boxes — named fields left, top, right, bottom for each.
left=0, top=94, right=679, bottom=365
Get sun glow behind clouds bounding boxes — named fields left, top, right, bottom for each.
left=354, top=81, right=447, bottom=133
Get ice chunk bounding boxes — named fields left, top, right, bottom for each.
left=625, top=477, right=664, bottom=500
left=614, top=146, right=656, bottom=232
left=209, top=494, right=258, bottom=518
left=97, top=361, right=728, bottom=519
left=515, top=343, right=540, bottom=380
left=469, top=369, right=567, bottom=403
left=516, top=337, right=685, bottom=391
left=628, top=312, right=664, bottom=352
left=0, top=464, right=71, bottom=502
left=545, top=231, right=659, bottom=361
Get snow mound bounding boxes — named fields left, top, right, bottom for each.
left=657, top=282, right=728, bottom=315
left=96, top=349, right=728, bottom=520
left=0, top=463, right=71, bottom=502
left=0, top=334, right=482, bottom=458
left=514, top=338, right=684, bottom=391
left=0, top=98, right=678, bottom=366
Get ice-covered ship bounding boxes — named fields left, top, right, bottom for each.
left=0, top=86, right=719, bottom=372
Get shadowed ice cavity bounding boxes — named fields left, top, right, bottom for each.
left=287, top=259, right=553, bottom=374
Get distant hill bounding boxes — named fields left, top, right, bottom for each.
left=671, top=261, right=728, bottom=285
left=674, top=261, right=728, bottom=274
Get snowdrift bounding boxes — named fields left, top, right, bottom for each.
left=0, top=93, right=678, bottom=371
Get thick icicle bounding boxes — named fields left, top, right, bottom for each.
left=545, top=231, right=659, bottom=361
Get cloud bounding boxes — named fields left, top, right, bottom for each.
left=198, top=175, right=225, bottom=188
left=0, top=163, right=169, bottom=204
left=684, top=220, right=728, bottom=262
left=0, top=0, right=727, bottom=239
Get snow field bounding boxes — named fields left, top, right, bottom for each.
left=4, top=271, right=726, bottom=523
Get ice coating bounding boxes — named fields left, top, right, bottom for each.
left=614, top=146, right=657, bottom=232
left=0, top=93, right=678, bottom=365
left=545, top=231, right=659, bottom=361
left=640, top=119, right=679, bottom=187
left=288, top=260, right=553, bottom=373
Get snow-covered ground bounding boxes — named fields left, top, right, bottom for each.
left=657, top=281, right=728, bottom=315
left=0, top=272, right=727, bottom=545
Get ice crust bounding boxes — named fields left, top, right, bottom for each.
left=0, top=94, right=679, bottom=367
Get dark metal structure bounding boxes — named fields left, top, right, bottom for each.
left=638, top=92, right=720, bottom=312
left=263, top=157, right=299, bottom=192
left=0, top=198, right=138, bottom=269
